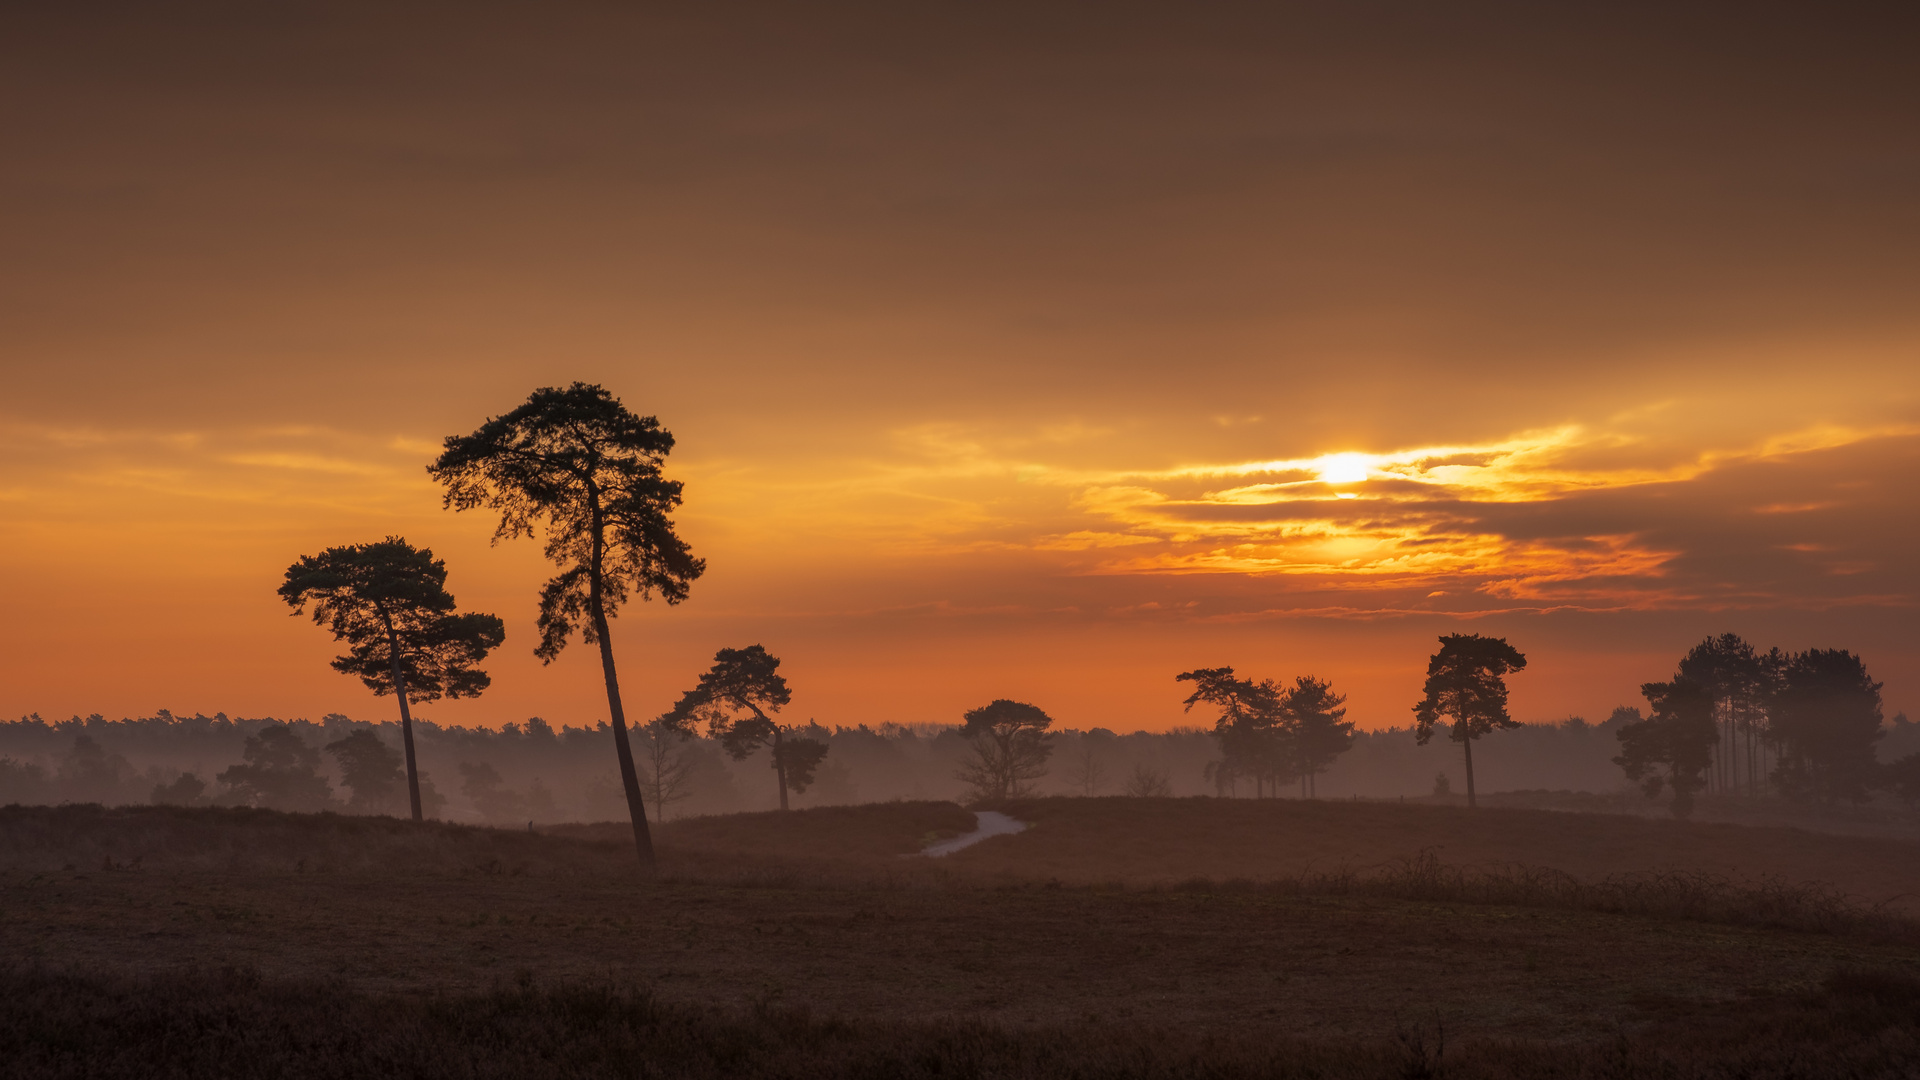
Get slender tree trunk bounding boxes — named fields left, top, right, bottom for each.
left=773, top=726, right=790, bottom=810
left=1729, top=707, right=1737, bottom=794
left=645, top=731, right=665, bottom=824
left=381, top=611, right=423, bottom=822
left=1712, top=701, right=1722, bottom=796
left=1462, top=736, right=1478, bottom=808
left=587, top=497, right=654, bottom=868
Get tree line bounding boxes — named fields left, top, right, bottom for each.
left=1175, top=668, right=1357, bottom=798
left=1613, top=633, right=1900, bottom=817
left=0, top=711, right=1240, bottom=817
left=6, top=697, right=1916, bottom=821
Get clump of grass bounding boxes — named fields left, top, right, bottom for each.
left=6, top=965, right=1919, bottom=1079
left=0, top=803, right=624, bottom=877
left=1175, top=850, right=1918, bottom=942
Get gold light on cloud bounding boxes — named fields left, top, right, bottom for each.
left=694, top=414, right=1917, bottom=615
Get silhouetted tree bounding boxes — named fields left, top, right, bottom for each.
left=956, top=699, right=1056, bottom=801
left=1123, top=763, right=1173, bottom=798
left=280, top=538, right=505, bottom=821
left=1772, top=649, right=1883, bottom=803
left=414, top=771, right=450, bottom=819
left=664, top=645, right=824, bottom=810
left=325, top=729, right=405, bottom=814
left=218, top=724, right=333, bottom=811
left=525, top=778, right=560, bottom=823
left=1283, top=676, right=1353, bottom=798
left=1614, top=679, right=1716, bottom=818
left=0, top=756, right=51, bottom=804
left=1884, top=753, right=1920, bottom=807
left=56, top=734, right=137, bottom=804
left=150, top=772, right=207, bottom=807
left=458, top=760, right=527, bottom=823
left=1065, top=734, right=1111, bottom=796
left=637, top=718, right=698, bottom=822
left=1179, top=668, right=1287, bottom=797
left=1677, top=634, right=1772, bottom=796
left=1412, top=634, right=1528, bottom=808
left=430, top=383, right=703, bottom=865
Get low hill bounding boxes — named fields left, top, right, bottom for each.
left=647, top=796, right=1920, bottom=912
left=0, top=803, right=621, bottom=875
left=9, top=797, right=1920, bottom=915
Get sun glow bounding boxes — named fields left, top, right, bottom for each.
left=743, top=416, right=1919, bottom=614
left=1314, top=453, right=1372, bottom=485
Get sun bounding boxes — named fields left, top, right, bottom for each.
left=1314, top=452, right=1372, bottom=485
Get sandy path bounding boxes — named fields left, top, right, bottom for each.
left=919, top=811, right=1025, bottom=856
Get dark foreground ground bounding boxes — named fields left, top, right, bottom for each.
left=5, top=799, right=1920, bottom=1077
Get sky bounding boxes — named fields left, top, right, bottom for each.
left=2, top=2, right=1916, bottom=734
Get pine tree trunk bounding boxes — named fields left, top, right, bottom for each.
left=381, top=612, right=423, bottom=822
left=773, top=726, right=790, bottom=810
left=1463, top=736, right=1478, bottom=808
left=594, top=600, right=653, bottom=865
left=647, top=733, right=665, bottom=824
left=587, top=497, right=655, bottom=868
left=1728, top=707, right=1737, bottom=794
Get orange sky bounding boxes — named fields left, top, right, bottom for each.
left=2, top=3, right=1916, bottom=732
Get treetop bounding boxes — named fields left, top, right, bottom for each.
left=278, top=537, right=504, bottom=704
left=428, top=382, right=705, bottom=662
left=1412, top=633, right=1528, bottom=744
left=279, top=537, right=457, bottom=634
left=663, top=644, right=792, bottom=735
left=961, top=699, right=1054, bottom=737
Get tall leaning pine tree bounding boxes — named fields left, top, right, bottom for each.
left=429, top=383, right=704, bottom=867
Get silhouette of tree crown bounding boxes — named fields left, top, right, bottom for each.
left=961, top=699, right=1054, bottom=737
left=278, top=537, right=505, bottom=702
left=1412, top=633, right=1528, bottom=745
left=427, top=382, right=705, bottom=663
left=1177, top=667, right=1283, bottom=731
left=663, top=644, right=792, bottom=757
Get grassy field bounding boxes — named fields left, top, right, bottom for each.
left=959, top=797, right=1920, bottom=912
left=6, top=798, right=1920, bottom=1076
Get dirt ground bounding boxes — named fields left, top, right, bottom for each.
left=5, top=799, right=1919, bottom=1044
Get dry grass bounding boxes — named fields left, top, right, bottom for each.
left=0, top=802, right=623, bottom=876
left=6, top=965, right=1920, bottom=1079
left=7, top=800, right=1920, bottom=1075
left=953, top=796, right=1920, bottom=913
left=562, top=800, right=977, bottom=870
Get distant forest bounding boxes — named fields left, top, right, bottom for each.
left=3, top=704, right=1914, bottom=826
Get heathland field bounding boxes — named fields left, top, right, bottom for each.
left=6, top=799, right=1920, bottom=1077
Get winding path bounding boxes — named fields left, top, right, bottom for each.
left=918, top=810, right=1027, bottom=857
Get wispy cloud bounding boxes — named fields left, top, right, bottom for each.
left=698, top=414, right=1919, bottom=617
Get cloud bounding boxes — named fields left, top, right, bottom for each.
left=727, top=415, right=1920, bottom=620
